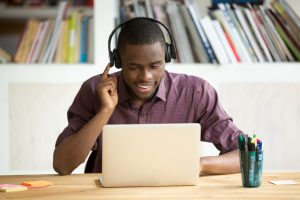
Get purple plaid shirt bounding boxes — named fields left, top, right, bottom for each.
left=56, top=70, right=242, bottom=172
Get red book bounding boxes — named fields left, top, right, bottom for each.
left=225, top=31, right=241, bottom=62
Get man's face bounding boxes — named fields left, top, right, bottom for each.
left=120, top=42, right=165, bottom=105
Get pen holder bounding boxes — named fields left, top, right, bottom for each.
left=239, top=150, right=263, bottom=187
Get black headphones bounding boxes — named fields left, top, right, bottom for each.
left=108, top=17, right=177, bottom=69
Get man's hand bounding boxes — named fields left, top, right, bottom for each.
left=97, top=63, right=118, bottom=112
left=53, top=64, right=119, bottom=175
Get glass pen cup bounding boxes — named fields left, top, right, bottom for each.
left=239, top=149, right=263, bottom=187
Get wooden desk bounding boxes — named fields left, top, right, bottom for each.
left=0, top=173, right=299, bottom=200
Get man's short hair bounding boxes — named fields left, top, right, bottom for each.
left=117, top=18, right=166, bottom=53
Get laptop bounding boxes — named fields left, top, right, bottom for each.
left=100, top=123, right=200, bottom=187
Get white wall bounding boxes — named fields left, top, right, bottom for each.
left=1, top=63, right=300, bottom=175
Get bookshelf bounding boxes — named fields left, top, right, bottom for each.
left=0, top=6, right=93, bottom=19
left=0, top=0, right=300, bottom=175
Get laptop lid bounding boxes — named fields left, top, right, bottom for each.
left=100, top=123, right=200, bottom=187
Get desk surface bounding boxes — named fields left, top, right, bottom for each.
left=0, top=172, right=299, bottom=200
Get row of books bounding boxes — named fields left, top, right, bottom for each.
left=4, top=0, right=93, bottom=6
left=14, top=1, right=94, bottom=64
left=119, top=0, right=300, bottom=64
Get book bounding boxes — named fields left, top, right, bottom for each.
left=212, top=6, right=247, bottom=62
left=68, top=11, right=78, bottom=63
left=226, top=28, right=242, bottom=62
left=211, top=19, right=238, bottom=63
left=268, top=9, right=300, bottom=61
left=87, top=16, right=94, bottom=63
left=265, top=9, right=294, bottom=61
left=233, top=5, right=264, bottom=62
left=37, top=19, right=55, bottom=63
left=258, top=6, right=289, bottom=61
left=179, top=5, right=209, bottom=63
left=30, top=20, right=50, bottom=63
left=271, top=0, right=300, bottom=42
left=151, top=2, right=171, bottom=47
left=54, top=20, right=66, bottom=63
left=14, top=19, right=40, bottom=63
left=244, top=8, right=273, bottom=61
left=225, top=4, right=258, bottom=62
left=80, top=15, right=88, bottom=63
left=41, top=1, right=68, bottom=63
left=200, top=16, right=230, bottom=64
left=250, top=5, right=281, bottom=61
left=268, top=7, right=300, bottom=51
left=144, top=0, right=154, bottom=18
left=166, top=1, right=194, bottom=63
left=74, top=12, right=83, bottom=63
left=62, top=17, right=70, bottom=63
left=218, top=3, right=253, bottom=62
left=186, top=0, right=218, bottom=63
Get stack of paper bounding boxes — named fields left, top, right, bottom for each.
left=0, top=184, right=28, bottom=192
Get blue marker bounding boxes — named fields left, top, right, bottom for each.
left=255, top=140, right=263, bottom=186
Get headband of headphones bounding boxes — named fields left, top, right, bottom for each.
left=108, top=17, right=177, bottom=68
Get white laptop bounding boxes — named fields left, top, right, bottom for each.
left=100, top=123, right=201, bottom=187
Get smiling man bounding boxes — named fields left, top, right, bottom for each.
left=121, top=42, right=164, bottom=107
left=53, top=18, right=242, bottom=175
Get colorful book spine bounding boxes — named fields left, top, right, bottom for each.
left=80, top=15, right=88, bottom=63
left=244, top=8, right=273, bottom=61
left=14, top=19, right=40, bottom=63
left=212, top=19, right=238, bottom=63
left=233, top=5, right=265, bottom=62
left=68, top=12, right=77, bottom=63
left=30, top=20, right=50, bottom=63
left=200, top=16, right=230, bottom=64
left=62, top=17, right=70, bottom=63
left=187, top=3, right=218, bottom=63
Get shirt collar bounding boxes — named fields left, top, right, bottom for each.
left=117, top=71, right=167, bottom=103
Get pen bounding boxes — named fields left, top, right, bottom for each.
left=251, top=133, right=257, bottom=147
left=248, top=140, right=256, bottom=186
left=244, top=134, right=249, bottom=152
left=238, top=134, right=245, bottom=151
left=255, top=140, right=263, bottom=186
left=239, top=134, right=246, bottom=185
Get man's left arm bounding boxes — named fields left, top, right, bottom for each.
left=195, top=81, right=242, bottom=175
left=199, top=149, right=240, bottom=175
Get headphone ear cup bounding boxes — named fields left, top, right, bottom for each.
left=113, top=49, right=122, bottom=68
left=109, top=51, right=115, bottom=67
left=170, top=44, right=177, bottom=60
left=165, top=43, right=172, bottom=63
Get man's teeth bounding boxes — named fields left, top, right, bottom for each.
left=137, top=84, right=151, bottom=89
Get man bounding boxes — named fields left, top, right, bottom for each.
left=53, top=18, right=242, bottom=175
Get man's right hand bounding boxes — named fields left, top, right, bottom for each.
left=97, top=63, right=118, bottom=112
left=54, top=63, right=119, bottom=175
